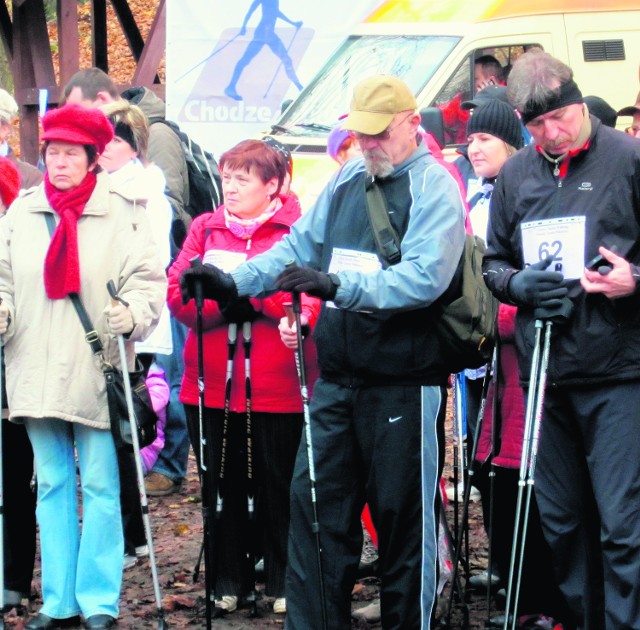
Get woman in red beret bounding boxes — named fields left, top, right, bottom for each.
left=0, top=103, right=167, bottom=630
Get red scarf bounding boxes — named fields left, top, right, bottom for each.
left=43, top=171, right=97, bottom=299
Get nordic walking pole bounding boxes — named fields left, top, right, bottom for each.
left=507, top=320, right=553, bottom=630
left=445, top=354, right=494, bottom=625
left=485, top=339, right=502, bottom=628
left=283, top=286, right=328, bottom=630
left=216, top=321, right=237, bottom=520
left=502, top=318, right=544, bottom=630
left=242, top=321, right=259, bottom=617
left=107, top=281, right=167, bottom=630
left=502, top=298, right=572, bottom=630
left=186, top=257, right=214, bottom=629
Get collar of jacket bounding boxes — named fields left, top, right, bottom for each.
left=207, top=191, right=302, bottom=231
left=26, top=170, right=145, bottom=216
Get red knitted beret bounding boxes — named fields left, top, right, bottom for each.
left=0, top=156, right=20, bottom=209
left=41, top=103, right=114, bottom=154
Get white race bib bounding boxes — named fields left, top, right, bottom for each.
left=202, top=249, right=247, bottom=273
left=520, top=216, right=586, bottom=279
left=326, top=248, right=382, bottom=311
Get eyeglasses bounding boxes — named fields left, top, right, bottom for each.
left=352, top=112, right=414, bottom=142
left=625, top=126, right=640, bottom=136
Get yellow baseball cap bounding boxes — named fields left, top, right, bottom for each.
left=343, top=75, right=417, bottom=135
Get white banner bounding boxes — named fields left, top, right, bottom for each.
left=166, top=0, right=381, bottom=156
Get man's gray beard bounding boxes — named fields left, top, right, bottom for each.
left=364, top=150, right=394, bottom=178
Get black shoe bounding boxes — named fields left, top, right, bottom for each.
left=25, top=614, right=82, bottom=630
left=83, top=615, right=117, bottom=629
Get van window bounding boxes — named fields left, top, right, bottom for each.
left=431, top=45, right=539, bottom=146
left=275, top=35, right=460, bottom=137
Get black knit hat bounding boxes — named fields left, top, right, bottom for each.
left=466, top=99, right=523, bottom=150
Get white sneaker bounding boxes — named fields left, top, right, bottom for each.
left=214, top=595, right=238, bottom=613
left=273, top=597, right=286, bottom=614
left=123, top=554, right=137, bottom=570
left=351, top=599, right=381, bottom=622
left=135, top=544, right=149, bottom=558
left=445, top=481, right=481, bottom=503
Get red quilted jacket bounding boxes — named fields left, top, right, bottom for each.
left=167, top=193, right=320, bottom=413
left=475, top=304, right=525, bottom=468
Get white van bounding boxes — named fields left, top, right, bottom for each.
left=264, top=0, right=640, bottom=206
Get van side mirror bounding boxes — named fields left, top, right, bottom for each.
left=420, top=107, right=446, bottom=149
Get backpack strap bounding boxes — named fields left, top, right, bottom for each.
left=364, top=177, right=402, bottom=267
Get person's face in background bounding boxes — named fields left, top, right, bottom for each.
left=526, top=103, right=584, bottom=155
left=626, top=113, right=640, bottom=138
left=99, top=135, right=137, bottom=173
left=45, top=141, right=94, bottom=190
left=221, top=166, right=278, bottom=219
left=474, top=64, right=496, bottom=93
left=467, top=132, right=510, bottom=178
left=64, top=86, right=116, bottom=109
left=334, top=136, right=361, bottom=166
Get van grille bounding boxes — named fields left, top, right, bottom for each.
left=582, top=39, right=625, bottom=62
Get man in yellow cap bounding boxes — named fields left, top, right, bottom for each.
left=179, top=74, right=466, bottom=628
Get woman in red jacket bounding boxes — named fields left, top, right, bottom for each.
left=167, top=139, right=319, bottom=617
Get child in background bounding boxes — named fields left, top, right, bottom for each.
left=141, top=363, right=170, bottom=475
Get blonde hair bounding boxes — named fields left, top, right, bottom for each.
left=99, top=100, right=149, bottom=162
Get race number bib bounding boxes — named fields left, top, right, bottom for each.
left=202, top=249, right=247, bottom=272
left=520, top=216, right=586, bottom=279
left=326, top=247, right=382, bottom=310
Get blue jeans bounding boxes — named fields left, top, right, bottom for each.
left=152, top=317, right=190, bottom=483
left=25, top=418, right=123, bottom=619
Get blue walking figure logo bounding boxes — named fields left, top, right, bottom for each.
left=225, top=0, right=304, bottom=101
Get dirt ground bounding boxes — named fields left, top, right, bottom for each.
left=5, top=425, right=497, bottom=629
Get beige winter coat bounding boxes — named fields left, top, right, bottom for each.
left=0, top=170, right=167, bottom=429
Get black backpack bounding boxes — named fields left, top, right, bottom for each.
left=149, top=118, right=224, bottom=249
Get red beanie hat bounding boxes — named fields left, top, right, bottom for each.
left=0, top=156, right=20, bottom=208
left=41, top=103, right=114, bottom=154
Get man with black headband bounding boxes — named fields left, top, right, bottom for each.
left=483, top=50, right=640, bottom=629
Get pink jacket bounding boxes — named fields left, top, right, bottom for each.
left=141, top=363, right=170, bottom=474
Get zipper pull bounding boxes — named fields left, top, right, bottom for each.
left=246, top=239, right=252, bottom=251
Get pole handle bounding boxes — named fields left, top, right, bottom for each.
left=107, top=279, right=129, bottom=308
left=283, top=302, right=295, bottom=327
left=189, top=255, right=205, bottom=309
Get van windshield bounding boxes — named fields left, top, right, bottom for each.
left=274, top=35, right=460, bottom=137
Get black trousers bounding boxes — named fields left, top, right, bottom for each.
left=2, top=419, right=36, bottom=594
left=535, top=382, right=640, bottom=630
left=284, top=379, right=446, bottom=630
left=117, top=449, right=146, bottom=555
left=475, top=464, right=571, bottom=623
left=185, top=405, right=302, bottom=598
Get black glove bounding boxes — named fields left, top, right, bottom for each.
left=275, top=265, right=340, bottom=301
left=508, top=257, right=567, bottom=307
left=179, top=261, right=238, bottom=304
left=220, top=298, right=259, bottom=324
